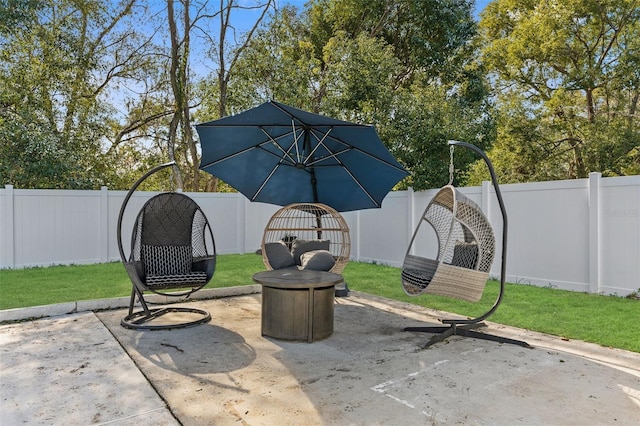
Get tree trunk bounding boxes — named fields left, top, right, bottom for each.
left=167, top=0, right=184, bottom=190
left=218, top=1, right=230, bottom=118
left=568, top=138, right=587, bottom=179
left=179, top=0, right=200, bottom=191
left=586, top=88, right=595, bottom=123
left=168, top=113, right=184, bottom=189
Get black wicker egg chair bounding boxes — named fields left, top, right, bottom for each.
left=117, top=162, right=216, bottom=330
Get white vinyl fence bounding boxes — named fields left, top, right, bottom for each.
left=1, top=173, right=638, bottom=296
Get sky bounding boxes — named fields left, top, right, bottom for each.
left=475, top=0, right=491, bottom=18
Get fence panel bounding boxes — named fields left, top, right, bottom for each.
left=2, top=174, right=638, bottom=295
left=497, top=179, right=591, bottom=291
left=598, top=176, right=640, bottom=295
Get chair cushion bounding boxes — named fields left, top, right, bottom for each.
left=264, top=241, right=296, bottom=269
left=141, top=244, right=192, bottom=276
left=291, top=239, right=330, bottom=265
left=450, top=241, right=479, bottom=269
left=146, top=272, right=208, bottom=288
left=300, top=250, right=336, bottom=271
left=401, top=268, right=432, bottom=290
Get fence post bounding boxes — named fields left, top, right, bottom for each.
left=100, top=186, right=109, bottom=262
left=239, top=194, right=247, bottom=254
left=481, top=180, right=491, bottom=217
left=588, top=172, right=601, bottom=294
left=2, top=185, right=15, bottom=268
left=407, top=187, right=414, bottom=255
left=353, top=210, right=360, bottom=261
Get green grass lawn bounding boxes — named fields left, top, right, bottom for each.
left=1, top=254, right=638, bottom=352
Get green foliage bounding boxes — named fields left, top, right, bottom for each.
left=225, top=0, right=492, bottom=189
left=309, top=0, right=476, bottom=81
left=384, top=78, right=495, bottom=190
left=4, top=0, right=638, bottom=190
left=2, top=0, right=495, bottom=191
left=0, top=0, right=43, bottom=34
left=0, top=0, right=152, bottom=189
left=321, top=32, right=400, bottom=122
left=473, top=0, right=640, bottom=183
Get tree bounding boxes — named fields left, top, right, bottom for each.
left=385, top=74, right=496, bottom=190
left=0, top=0, right=158, bottom=189
left=226, top=0, right=490, bottom=189
left=477, top=0, right=640, bottom=182
left=166, top=0, right=273, bottom=191
left=1, top=0, right=494, bottom=190
left=220, top=5, right=324, bottom=112
left=306, top=0, right=477, bottom=85
left=1, top=0, right=274, bottom=191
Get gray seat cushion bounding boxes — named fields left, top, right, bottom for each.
left=146, top=272, right=208, bottom=288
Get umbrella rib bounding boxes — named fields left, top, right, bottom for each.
left=199, top=145, right=258, bottom=168
left=200, top=141, right=293, bottom=169
left=312, top=149, right=382, bottom=208
left=291, top=120, right=302, bottom=164
left=307, top=128, right=407, bottom=172
left=304, top=127, right=333, bottom=165
left=251, top=162, right=281, bottom=202
left=343, top=167, right=381, bottom=207
left=260, top=127, right=297, bottom=165
left=300, top=127, right=382, bottom=206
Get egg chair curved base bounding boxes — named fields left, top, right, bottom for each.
left=404, top=323, right=531, bottom=349
left=121, top=307, right=211, bottom=331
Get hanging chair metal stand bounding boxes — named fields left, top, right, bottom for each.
left=117, top=162, right=214, bottom=330
left=404, top=141, right=531, bottom=349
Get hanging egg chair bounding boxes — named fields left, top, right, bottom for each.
left=116, top=162, right=216, bottom=330
left=401, top=141, right=530, bottom=348
left=401, top=185, right=495, bottom=302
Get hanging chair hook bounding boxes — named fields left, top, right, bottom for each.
left=448, top=144, right=455, bottom=185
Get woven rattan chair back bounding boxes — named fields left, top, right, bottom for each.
left=261, top=203, right=350, bottom=274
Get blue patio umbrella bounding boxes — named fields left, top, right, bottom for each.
left=196, top=100, right=409, bottom=212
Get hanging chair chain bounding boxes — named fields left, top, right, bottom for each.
left=448, top=144, right=455, bottom=185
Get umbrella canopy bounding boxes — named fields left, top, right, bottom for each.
left=196, top=100, right=409, bottom=212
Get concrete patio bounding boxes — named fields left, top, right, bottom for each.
left=1, top=287, right=639, bottom=425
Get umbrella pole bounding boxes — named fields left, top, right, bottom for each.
left=312, top=176, right=322, bottom=238
left=304, top=129, right=320, bottom=204
left=303, top=128, right=323, bottom=239
left=315, top=213, right=322, bottom=239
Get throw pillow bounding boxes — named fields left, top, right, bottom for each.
left=141, top=245, right=192, bottom=276
left=300, top=250, right=336, bottom=271
left=450, top=241, right=479, bottom=269
left=290, top=239, right=330, bottom=265
left=264, top=241, right=296, bottom=269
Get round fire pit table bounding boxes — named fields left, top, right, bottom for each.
left=252, top=269, right=344, bottom=342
